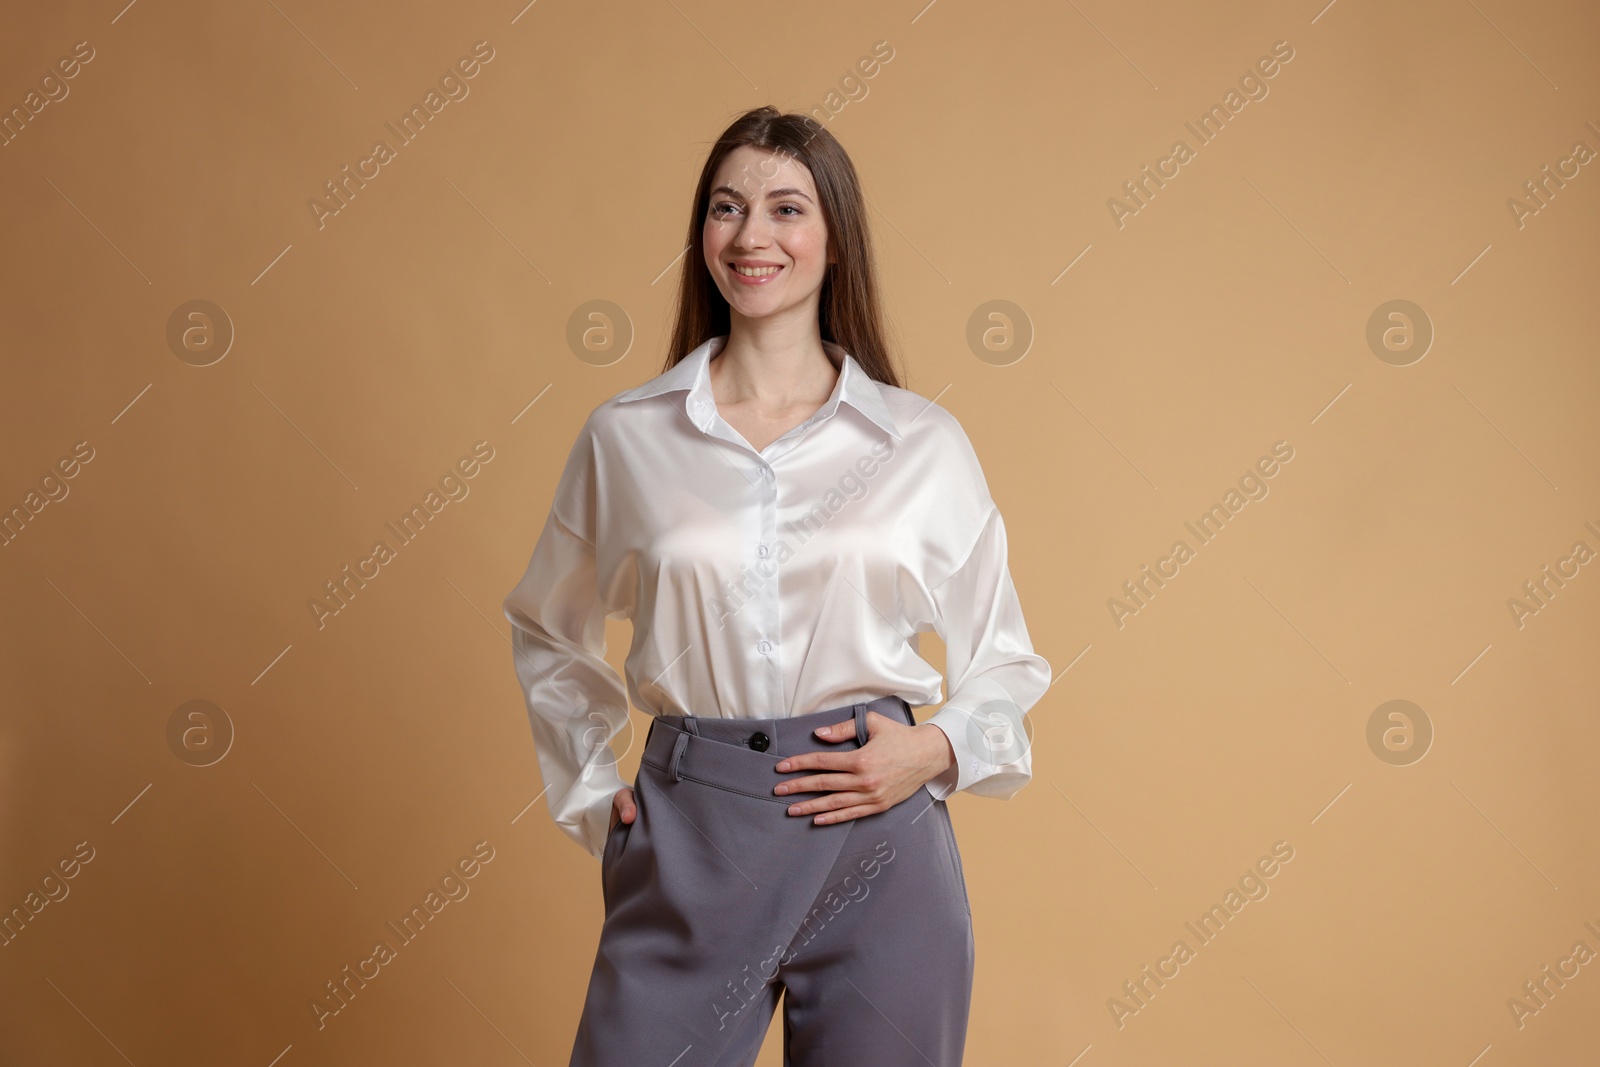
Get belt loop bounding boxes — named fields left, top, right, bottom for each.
left=668, top=730, right=690, bottom=782
left=853, top=702, right=869, bottom=748
left=682, top=715, right=701, bottom=736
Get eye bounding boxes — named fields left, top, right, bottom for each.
left=710, top=201, right=741, bottom=218
left=776, top=204, right=802, bottom=216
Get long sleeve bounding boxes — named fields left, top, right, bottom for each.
left=922, top=503, right=1052, bottom=801
left=501, top=422, right=630, bottom=860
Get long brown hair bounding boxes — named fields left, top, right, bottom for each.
left=661, top=106, right=903, bottom=390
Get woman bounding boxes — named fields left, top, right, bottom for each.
left=502, top=106, right=1051, bottom=1067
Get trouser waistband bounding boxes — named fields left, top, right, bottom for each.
left=641, top=695, right=912, bottom=803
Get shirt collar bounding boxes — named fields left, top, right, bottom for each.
left=614, top=335, right=902, bottom=440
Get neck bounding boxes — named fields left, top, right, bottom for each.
left=711, top=321, right=838, bottom=409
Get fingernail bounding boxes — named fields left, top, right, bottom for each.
left=776, top=761, right=790, bottom=771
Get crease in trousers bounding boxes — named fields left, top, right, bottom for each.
left=569, top=693, right=976, bottom=1067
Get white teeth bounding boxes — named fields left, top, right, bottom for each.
left=733, top=264, right=781, bottom=276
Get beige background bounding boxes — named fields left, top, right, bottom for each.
left=2, top=0, right=1597, bottom=1063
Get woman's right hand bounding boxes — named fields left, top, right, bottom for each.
left=609, top=786, right=637, bottom=833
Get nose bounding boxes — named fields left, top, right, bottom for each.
left=730, top=211, right=774, bottom=249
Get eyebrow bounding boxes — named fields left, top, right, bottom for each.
left=710, top=185, right=814, bottom=204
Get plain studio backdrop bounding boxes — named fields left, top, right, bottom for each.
left=1, top=1, right=1596, bottom=1064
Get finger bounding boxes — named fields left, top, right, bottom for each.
left=785, top=789, right=877, bottom=817
left=775, top=751, right=854, bottom=773
left=774, top=771, right=860, bottom=798
left=809, top=801, right=885, bottom=825
left=811, top=718, right=856, bottom=743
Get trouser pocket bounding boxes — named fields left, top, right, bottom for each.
left=599, top=793, right=634, bottom=910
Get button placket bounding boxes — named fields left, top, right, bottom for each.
left=754, top=455, right=782, bottom=710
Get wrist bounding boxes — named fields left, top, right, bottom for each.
left=916, top=722, right=956, bottom=777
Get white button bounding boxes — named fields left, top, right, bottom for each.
left=756, top=543, right=769, bottom=558
left=758, top=466, right=771, bottom=479
left=757, top=639, right=772, bottom=654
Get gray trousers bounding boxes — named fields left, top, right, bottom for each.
left=571, top=695, right=975, bottom=1066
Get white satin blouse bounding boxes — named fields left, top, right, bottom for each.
left=502, top=334, right=1052, bottom=859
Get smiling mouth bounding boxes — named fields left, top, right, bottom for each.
left=730, top=264, right=784, bottom=277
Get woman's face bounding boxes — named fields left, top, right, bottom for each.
left=702, top=145, right=833, bottom=327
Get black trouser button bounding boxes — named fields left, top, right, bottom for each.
left=747, top=731, right=770, bottom=751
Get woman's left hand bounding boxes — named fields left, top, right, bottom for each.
left=772, top=712, right=955, bottom=824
